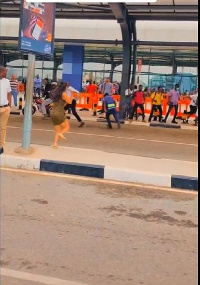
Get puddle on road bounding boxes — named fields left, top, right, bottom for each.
left=174, top=211, right=187, bottom=216
left=61, top=177, right=196, bottom=202
left=31, top=199, right=48, bottom=205
left=92, top=183, right=196, bottom=202
left=100, top=206, right=198, bottom=228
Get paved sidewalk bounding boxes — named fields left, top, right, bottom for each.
left=0, top=142, right=198, bottom=190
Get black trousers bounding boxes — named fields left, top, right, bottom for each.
left=120, top=102, right=131, bottom=119
left=165, top=103, right=178, bottom=121
left=64, top=99, right=82, bottom=123
left=130, top=103, right=145, bottom=120
left=149, top=105, right=163, bottom=122
left=185, top=105, right=197, bottom=117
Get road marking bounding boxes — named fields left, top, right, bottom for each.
left=7, top=126, right=198, bottom=147
left=1, top=268, right=87, bottom=285
left=1, top=167, right=198, bottom=195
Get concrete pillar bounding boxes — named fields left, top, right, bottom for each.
left=109, top=3, right=132, bottom=100
left=53, top=56, right=60, bottom=81
left=0, top=53, right=6, bottom=67
left=131, top=20, right=137, bottom=86
left=110, top=58, right=116, bottom=82
left=172, top=65, right=178, bottom=75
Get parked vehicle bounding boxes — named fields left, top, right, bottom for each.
left=22, top=96, right=52, bottom=116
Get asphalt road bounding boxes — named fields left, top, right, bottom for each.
left=6, top=115, right=198, bottom=161
left=1, top=169, right=198, bottom=285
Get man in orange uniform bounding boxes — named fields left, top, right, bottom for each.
left=85, top=80, right=98, bottom=112
left=86, top=80, right=98, bottom=94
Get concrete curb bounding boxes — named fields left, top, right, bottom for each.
left=104, top=166, right=172, bottom=188
left=0, top=155, right=40, bottom=171
left=171, top=175, right=198, bottom=191
left=40, top=159, right=105, bottom=178
left=0, top=155, right=198, bottom=191
left=150, top=122, right=181, bottom=129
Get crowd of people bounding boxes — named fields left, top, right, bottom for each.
left=123, top=83, right=198, bottom=125
left=0, top=66, right=198, bottom=153
left=82, top=78, right=120, bottom=95
left=81, top=79, right=198, bottom=126
left=7, top=73, right=199, bottom=127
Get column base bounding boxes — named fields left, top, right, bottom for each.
left=14, top=146, right=34, bottom=155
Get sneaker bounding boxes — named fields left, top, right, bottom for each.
left=0, top=148, right=4, bottom=155
left=107, top=124, right=112, bottom=129
left=78, top=122, right=85, bottom=128
left=162, top=119, right=167, bottom=123
left=172, top=120, right=178, bottom=124
left=117, top=123, right=121, bottom=129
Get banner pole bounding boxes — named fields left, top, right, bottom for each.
left=22, top=53, right=35, bottom=149
left=15, top=53, right=35, bottom=154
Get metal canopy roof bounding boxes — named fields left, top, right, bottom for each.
left=0, top=37, right=198, bottom=68
left=0, top=1, right=198, bottom=21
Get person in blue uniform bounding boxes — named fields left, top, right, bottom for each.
left=103, top=93, right=121, bottom=129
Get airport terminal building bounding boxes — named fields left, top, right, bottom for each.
left=0, top=1, right=198, bottom=92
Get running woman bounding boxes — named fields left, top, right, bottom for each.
left=50, top=82, right=72, bottom=148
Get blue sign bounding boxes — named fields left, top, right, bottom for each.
left=62, top=45, right=84, bottom=92
left=19, top=0, right=55, bottom=56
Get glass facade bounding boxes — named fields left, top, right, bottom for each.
left=5, top=46, right=198, bottom=92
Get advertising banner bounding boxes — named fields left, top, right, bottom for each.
left=138, top=59, right=142, bottom=73
left=19, top=0, right=55, bottom=56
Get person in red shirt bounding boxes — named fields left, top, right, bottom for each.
left=129, top=84, right=146, bottom=122
left=86, top=80, right=98, bottom=94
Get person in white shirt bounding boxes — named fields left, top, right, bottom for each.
left=120, top=85, right=136, bottom=119
left=182, top=91, right=198, bottom=124
left=10, top=74, right=19, bottom=106
left=64, top=82, right=85, bottom=127
left=0, top=66, right=12, bottom=154
left=98, top=80, right=104, bottom=94
left=124, top=85, right=134, bottom=119
left=34, top=75, right=42, bottom=96
left=82, top=80, right=86, bottom=91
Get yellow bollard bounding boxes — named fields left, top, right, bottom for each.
left=18, top=98, right=23, bottom=110
left=93, top=103, right=97, bottom=116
